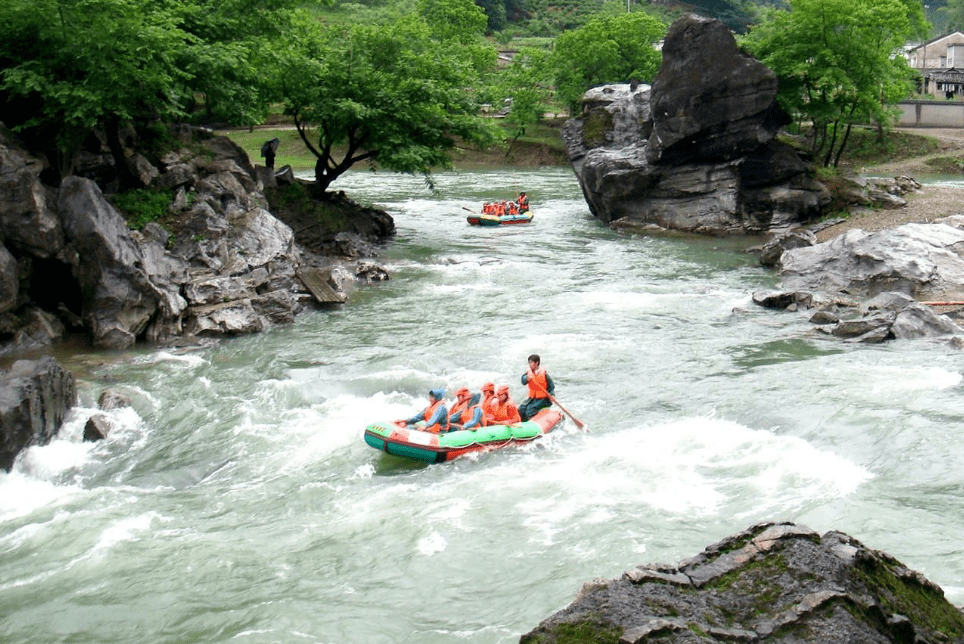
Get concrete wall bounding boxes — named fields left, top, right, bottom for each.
left=898, top=101, right=964, bottom=127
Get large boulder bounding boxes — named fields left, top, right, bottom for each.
left=0, top=123, right=64, bottom=257
left=778, top=221, right=964, bottom=299
left=521, top=521, right=964, bottom=643
left=646, top=16, right=787, bottom=166
left=562, top=15, right=830, bottom=235
left=0, top=356, right=76, bottom=471
left=57, top=176, right=187, bottom=349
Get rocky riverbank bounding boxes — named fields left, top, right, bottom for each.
left=0, top=121, right=394, bottom=471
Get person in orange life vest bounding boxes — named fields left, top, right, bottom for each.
left=506, top=200, right=518, bottom=215
left=448, top=387, right=486, bottom=431
left=402, top=388, right=449, bottom=433
left=519, top=354, right=554, bottom=421
left=482, top=202, right=493, bottom=214
left=491, top=384, right=521, bottom=425
left=517, top=191, right=529, bottom=212
left=496, top=201, right=506, bottom=216
left=479, top=382, right=499, bottom=423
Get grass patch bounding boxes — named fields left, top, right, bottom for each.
left=836, top=127, right=942, bottom=168
left=924, top=155, right=964, bottom=173
left=110, top=188, right=176, bottom=230
left=217, top=127, right=317, bottom=174
left=520, top=621, right=622, bottom=644
left=219, top=118, right=570, bottom=176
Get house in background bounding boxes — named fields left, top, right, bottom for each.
left=907, top=32, right=964, bottom=99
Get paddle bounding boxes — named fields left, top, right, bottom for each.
left=462, top=206, right=476, bottom=214
left=530, top=380, right=586, bottom=430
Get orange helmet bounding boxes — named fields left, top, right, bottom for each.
left=481, top=382, right=495, bottom=394
left=497, top=384, right=510, bottom=395
left=455, top=387, right=470, bottom=398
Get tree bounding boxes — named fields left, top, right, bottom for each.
left=551, top=12, right=666, bottom=114
left=0, top=0, right=291, bottom=183
left=274, top=0, right=499, bottom=194
left=491, top=48, right=556, bottom=153
left=937, top=0, right=964, bottom=33
left=742, top=0, right=924, bottom=167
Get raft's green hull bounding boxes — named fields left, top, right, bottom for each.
left=364, top=409, right=564, bottom=463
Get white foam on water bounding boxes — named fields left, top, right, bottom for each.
left=0, top=471, right=83, bottom=522
left=92, top=511, right=163, bottom=554
left=868, top=365, right=962, bottom=393
left=130, top=350, right=209, bottom=369
left=417, top=529, right=447, bottom=556
left=495, top=416, right=871, bottom=544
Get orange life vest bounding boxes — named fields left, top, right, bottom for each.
left=526, top=367, right=549, bottom=400
left=492, top=399, right=521, bottom=425
left=422, top=399, right=448, bottom=434
left=518, top=194, right=529, bottom=211
left=479, top=393, right=497, bottom=421
left=451, top=399, right=487, bottom=427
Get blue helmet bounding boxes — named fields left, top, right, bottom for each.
left=430, top=388, right=446, bottom=400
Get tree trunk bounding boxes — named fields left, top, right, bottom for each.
left=105, top=117, right=145, bottom=190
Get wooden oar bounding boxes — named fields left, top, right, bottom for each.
left=531, top=381, right=586, bottom=430
left=462, top=206, right=476, bottom=214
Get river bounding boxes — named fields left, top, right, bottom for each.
left=2, top=167, right=964, bottom=643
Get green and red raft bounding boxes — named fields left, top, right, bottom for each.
left=364, top=408, right=564, bottom=463
left=466, top=211, right=533, bottom=226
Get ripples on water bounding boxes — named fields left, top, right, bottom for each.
left=3, top=168, right=964, bottom=643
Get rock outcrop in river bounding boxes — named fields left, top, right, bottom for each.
left=0, top=357, right=75, bottom=471
left=561, top=15, right=830, bottom=235
left=521, top=521, right=964, bottom=643
left=751, top=216, right=964, bottom=343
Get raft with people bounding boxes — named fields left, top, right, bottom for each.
left=466, top=211, right=534, bottom=226
left=465, top=191, right=532, bottom=226
left=363, top=408, right=564, bottom=463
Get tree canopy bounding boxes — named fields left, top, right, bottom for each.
left=551, top=11, right=665, bottom=114
left=0, top=0, right=290, bottom=182
left=936, top=0, right=964, bottom=33
left=742, top=0, right=926, bottom=167
left=272, top=0, right=499, bottom=194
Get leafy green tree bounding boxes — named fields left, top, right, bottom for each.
left=476, top=0, right=508, bottom=32
left=274, top=0, right=499, bottom=194
left=742, top=0, right=924, bottom=167
left=937, top=0, right=964, bottom=33
left=491, top=48, right=556, bottom=152
left=551, top=12, right=666, bottom=114
left=0, top=0, right=291, bottom=183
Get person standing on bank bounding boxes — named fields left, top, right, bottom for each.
left=260, top=137, right=280, bottom=170
left=519, top=354, right=554, bottom=421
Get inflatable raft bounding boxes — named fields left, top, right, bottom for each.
left=364, top=408, right=564, bottom=463
left=466, top=211, right=533, bottom=226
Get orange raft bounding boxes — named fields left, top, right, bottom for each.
left=363, top=408, right=564, bottom=463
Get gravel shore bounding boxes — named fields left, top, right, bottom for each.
left=814, top=128, right=964, bottom=242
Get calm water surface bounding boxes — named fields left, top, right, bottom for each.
left=3, top=167, right=964, bottom=643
